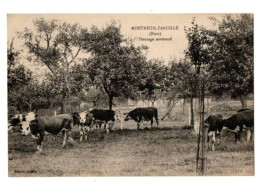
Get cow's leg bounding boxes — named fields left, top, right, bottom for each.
left=84, top=126, right=90, bottom=141
left=103, top=122, right=107, bottom=130
left=234, top=132, right=240, bottom=144
left=156, top=117, right=159, bottom=127
left=136, top=120, right=141, bottom=130
left=207, top=132, right=214, bottom=151
left=216, top=137, right=220, bottom=145
left=79, top=125, right=84, bottom=142
left=151, top=118, right=153, bottom=128
left=211, top=132, right=216, bottom=151
left=234, top=125, right=241, bottom=144
left=62, top=130, right=68, bottom=147
left=36, top=132, right=44, bottom=153
left=251, top=127, right=254, bottom=142
left=67, top=130, right=75, bottom=144
left=207, top=133, right=210, bottom=150
left=96, top=122, right=100, bottom=130
left=216, top=130, right=221, bottom=144
left=136, top=116, right=140, bottom=130
left=237, top=131, right=242, bottom=143
left=140, top=120, right=144, bottom=127
left=105, top=122, right=110, bottom=134
left=247, top=128, right=251, bottom=142
left=106, top=121, right=114, bottom=134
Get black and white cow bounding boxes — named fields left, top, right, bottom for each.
left=89, top=109, right=121, bottom=133
left=78, top=111, right=94, bottom=141
left=124, top=107, right=159, bottom=130
left=204, top=114, right=224, bottom=150
left=8, top=114, right=22, bottom=132
left=223, top=109, right=254, bottom=143
left=16, top=111, right=38, bottom=135
left=28, top=113, right=80, bottom=153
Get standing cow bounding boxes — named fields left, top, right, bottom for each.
left=204, top=114, right=224, bottom=150
left=28, top=113, right=80, bottom=153
left=89, top=109, right=121, bottom=133
left=223, top=109, right=254, bottom=143
left=124, top=107, right=159, bottom=130
left=78, top=111, right=94, bottom=141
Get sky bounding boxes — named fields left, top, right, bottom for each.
left=7, top=14, right=225, bottom=74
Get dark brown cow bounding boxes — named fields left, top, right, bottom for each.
left=89, top=109, right=120, bottom=133
left=124, top=107, right=159, bottom=129
left=204, top=114, right=224, bottom=150
left=223, top=109, right=254, bottom=143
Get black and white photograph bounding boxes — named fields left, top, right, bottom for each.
left=7, top=13, right=254, bottom=177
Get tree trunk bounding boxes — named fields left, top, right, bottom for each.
left=194, top=98, right=197, bottom=111
left=190, top=96, right=194, bottom=128
left=239, top=95, right=247, bottom=109
left=108, top=95, right=113, bottom=110
left=182, top=98, right=186, bottom=114
left=49, top=100, right=54, bottom=110
left=61, top=95, right=67, bottom=114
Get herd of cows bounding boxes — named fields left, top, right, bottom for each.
left=8, top=107, right=159, bottom=153
left=204, top=109, right=254, bottom=150
left=8, top=107, right=254, bottom=153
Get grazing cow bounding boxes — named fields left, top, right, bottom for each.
left=89, top=109, right=120, bottom=133
left=124, top=107, right=159, bottom=130
left=8, top=114, right=23, bottom=132
left=9, top=114, right=21, bottom=126
left=223, top=109, right=254, bottom=143
left=28, top=113, right=81, bottom=153
left=204, top=114, right=224, bottom=150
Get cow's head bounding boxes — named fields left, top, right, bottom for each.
left=28, top=119, right=39, bottom=137
left=114, top=111, right=122, bottom=122
left=21, top=122, right=30, bottom=135
left=124, top=113, right=132, bottom=121
left=79, top=111, right=88, bottom=124
left=20, top=111, right=37, bottom=135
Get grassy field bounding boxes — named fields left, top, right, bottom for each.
left=8, top=109, right=254, bottom=176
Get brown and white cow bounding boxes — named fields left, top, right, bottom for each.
left=28, top=113, right=80, bottom=153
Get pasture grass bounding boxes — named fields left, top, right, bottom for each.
left=8, top=119, right=254, bottom=176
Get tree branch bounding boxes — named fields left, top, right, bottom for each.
left=69, top=47, right=81, bottom=64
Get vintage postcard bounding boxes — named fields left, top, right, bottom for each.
left=7, top=14, right=254, bottom=176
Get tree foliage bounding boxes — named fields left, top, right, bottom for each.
left=85, top=22, right=148, bottom=109
left=8, top=39, right=32, bottom=92
left=18, top=18, right=90, bottom=113
left=184, top=15, right=253, bottom=108
left=8, top=39, right=33, bottom=113
left=138, top=59, right=168, bottom=102
left=206, top=14, right=253, bottom=103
